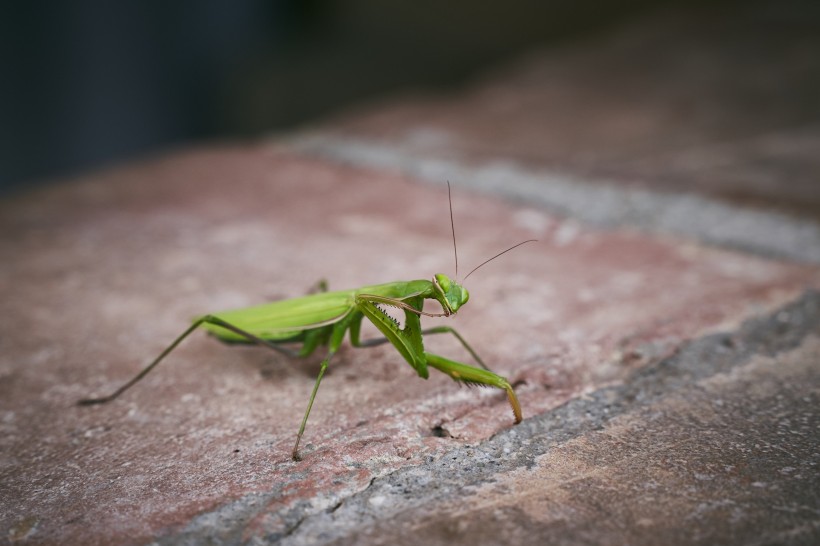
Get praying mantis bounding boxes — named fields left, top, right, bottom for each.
left=80, top=183, right=533, bottom=460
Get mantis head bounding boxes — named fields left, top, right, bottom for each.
left=433, top=273, right=469, bottom=316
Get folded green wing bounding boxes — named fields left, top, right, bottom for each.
left=200, top=290, right=355, bottom=342
left=197, top=279, right=435, bottom=343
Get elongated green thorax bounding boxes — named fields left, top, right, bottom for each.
left=433, top=273, right=469, bottom=316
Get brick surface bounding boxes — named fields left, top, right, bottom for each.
left=282, top=294, right=820, bottom=546
left=288, top=1, right=820, bottom=264
left=0, top=145, right=817, bottom=545
left=300, top=2, right=820, bottom=220
left=3, top=2, right=820, bottom=545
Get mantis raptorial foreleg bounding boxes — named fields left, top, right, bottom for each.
left=355, top=296, right=523, bottom=422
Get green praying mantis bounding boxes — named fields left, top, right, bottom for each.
left=80, top=183, right=534, bottom=460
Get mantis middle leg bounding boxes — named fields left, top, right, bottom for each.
left=353, top=325, right=489, bottom=370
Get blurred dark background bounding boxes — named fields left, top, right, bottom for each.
left=0, top=0, right=728, bottom=195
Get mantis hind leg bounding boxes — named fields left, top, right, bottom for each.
left=78, top=315, right=294, bottom=406
left=425, top=352, right=522, bottom=424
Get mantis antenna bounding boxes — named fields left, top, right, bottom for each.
left=447, top=181, right=458, bottom=278
left=463, top=239, right=537, bottom=281
left=445, top=181, right=536, bottom=283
